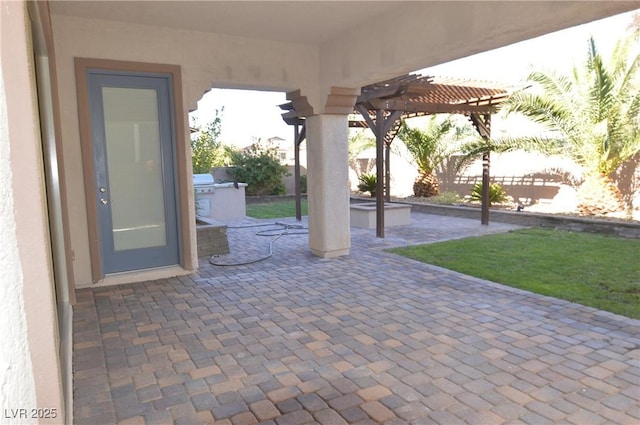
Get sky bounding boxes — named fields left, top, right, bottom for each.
left=190, top=9, right=638, bottom=147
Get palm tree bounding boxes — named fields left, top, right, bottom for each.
left=501, top=34, right=640, bottom=214
left=397, top=115, right=474, bottom=197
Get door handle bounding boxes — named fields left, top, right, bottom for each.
left=98, top=187, right=108, bottom=204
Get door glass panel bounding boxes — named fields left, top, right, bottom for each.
left=102, top=87, right=167, bottom=251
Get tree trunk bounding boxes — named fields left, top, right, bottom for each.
left=577, top=174, right=626, bottom=216
left=413, top=172, right=440, bottom=197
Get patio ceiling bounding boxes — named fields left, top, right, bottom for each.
left=49, top=1, right=639, bottom=96
left=49, top=2, right=639, bottom=51
left=48, top=1, right=400, bottom=44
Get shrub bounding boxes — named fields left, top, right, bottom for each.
left=228, top=144, right=289, bottom=196
left=428, top=191, right=461, bottom=205
left=471, top=183, right=507, bottom=205
left=300, top=174, right=307, bottom=194
left=357, top=173, right=377, bottom=197
left=191, top=110, right=225, bottom=174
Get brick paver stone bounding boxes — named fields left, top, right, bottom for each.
left=249, top=400, right=279, bottom=422
left=71, top=214, right=640, bottom=425
left=313, top=408, right=348, bottom=425
left=360, top=401, right=396, bottom=423
left=357, top=385, right=393, bottom=401
left=297, top=393, right=328, bottom=412
left=230, top=411, right=258, bottom=425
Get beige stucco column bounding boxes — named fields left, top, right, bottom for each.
left=306, top=113, right=351, bottom=258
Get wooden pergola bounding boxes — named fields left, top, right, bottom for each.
left=281, top=73, right=514, bottom=237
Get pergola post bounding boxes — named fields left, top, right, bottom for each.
left=375, top=109, right=385, bottom=237
left=355, top=104, right=403, bottom=238
left=293, top=122, right=306, bottom=221
left=481, top=150, right=490, bottom=225
left=385, top=141, right=392, bottom=202
left=470, top=113, right=492, bottom=226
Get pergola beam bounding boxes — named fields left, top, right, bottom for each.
left=356, top=83, right=404, bottom=104
left=367, top=99, right=500, bottom=114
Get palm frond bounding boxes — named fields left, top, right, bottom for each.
left=610, top=32, right=638, bottom=81
left=613, top=39, right=640, bottom=105
left=504, top=33, right=640, bottom=178
left=503, top=91, right=574, bottom=135
left=587, top=38, right=616, bottom=122
left=459, top=136, right=563, bottom=160
left=527, top=69, right=574, bottom=99
left=397, top=116, right=460, bottom=174
left=627, top=91, right=640, bottom=124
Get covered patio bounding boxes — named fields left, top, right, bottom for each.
left=73, top=212, right=639, bottom=424
left=4, top=2, right=640, bottom=423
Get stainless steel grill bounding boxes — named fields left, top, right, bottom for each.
left=193, top=174, right=215, bottom=217
left=193, top=173, right=215, bottom=193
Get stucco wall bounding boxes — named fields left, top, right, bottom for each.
left=1, top=2, right=58, bottom=423
left=0, top=59, right=38, bottom=425
left=51, top=14, right=319, bottom=287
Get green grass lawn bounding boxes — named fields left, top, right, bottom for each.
left=387, top=228, right=640, bottom=319
left=246, top=199, right=308, bottom=219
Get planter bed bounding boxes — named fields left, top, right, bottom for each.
left=196, top=217, right=229, bottom=257
left=350, top=202, right=411, bottom=229
left=388, top=200, right=640, bottom=240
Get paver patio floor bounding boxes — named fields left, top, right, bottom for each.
left=73, top=213, right=640, bottom=424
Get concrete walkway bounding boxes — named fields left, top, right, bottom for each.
left=73, top=213, right=640, bottom=424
